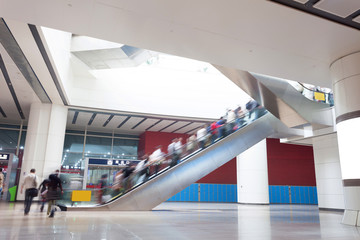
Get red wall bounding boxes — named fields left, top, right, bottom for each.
left=196, top=158, right=237, bottom=184
left=138, top=131, right=237, bottom=184
left=138, top=131, right=189, bottom=157
left=267, top=138, right=316, bottom=186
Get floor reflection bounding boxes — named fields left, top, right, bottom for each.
left=0, top=201, right=359, bottom=240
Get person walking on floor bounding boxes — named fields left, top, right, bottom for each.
left=47, top=170, right=63, bottom=218
left=20, top=168, right=38, bottom=215
left=38, top=178, right=50, bottom=212
left=0, top=168, right=4, bottom=199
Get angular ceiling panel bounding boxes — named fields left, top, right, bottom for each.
left=74, top=112, right=94, bottom=126
left=353, top=15, right=360, bottom=24
left=65, top=109, right=212, bottom=136
left=131, top=118, right=159, bottom=131
left=90, top=114, right=113, bottom=127
left=177, top=122, right=204, bottom=134
left=67, top=110, right=76, bottom=125
left=118, top=117, right=145, bottom=130
left=147, top=120, right=175, bottom=132
left=314, top=0, right=360, bottom=18
left=160, top=121, right=190, bottom=133
left=105, top=115, right=128, bottom=129
left=293, top=0, right=308, bottom=3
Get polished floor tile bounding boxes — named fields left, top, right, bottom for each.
left=0, top=201, right=359, bottom=240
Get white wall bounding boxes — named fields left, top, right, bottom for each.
left=237, top=139, right=269, bottom=204
left=312, top=133, right=345, bottom=209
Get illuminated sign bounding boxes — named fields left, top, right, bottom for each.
left=88, top=158, right=138, bottom=166
left=0, top=154, right=9, bottom=160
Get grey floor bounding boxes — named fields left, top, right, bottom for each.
left=0, top=201, right=359, bottom=240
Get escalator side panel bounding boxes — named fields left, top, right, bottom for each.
left=212, top=65, right=308, bottom=128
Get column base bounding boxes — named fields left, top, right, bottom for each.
left=342, top=209, right=359, bottom=226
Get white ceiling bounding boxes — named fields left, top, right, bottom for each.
left=0, top=0, right=360, bottom=135
left=1, top=0, right=360, bottom=87
left=0, top=40, right=39, bottom=124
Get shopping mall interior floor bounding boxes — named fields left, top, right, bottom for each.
left=0, top=201, right=359, bottom=240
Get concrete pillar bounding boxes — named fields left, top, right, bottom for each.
left=18, top=103, right=67, bottom=200
left=237, top=139, right=269, bottom=204
left=312, top=134, right=344, bottom=210
left=330, top=51, right=360, bottom=226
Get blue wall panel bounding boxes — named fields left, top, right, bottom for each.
left=269, top=185, right=318, bottom=205
left=167, top=183, right=237, bottom=203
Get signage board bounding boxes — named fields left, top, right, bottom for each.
left=0, top=154, right=9, bottom=160
left=88, top=158, right=139, bottom=166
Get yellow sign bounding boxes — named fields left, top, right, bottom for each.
left=314, top=92, right=325, bottom=101
left=71, top=190, right=92, bottom=202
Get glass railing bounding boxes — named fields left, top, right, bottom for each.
left=57, top=107, right=268, bottom=208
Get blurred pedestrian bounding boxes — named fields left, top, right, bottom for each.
left=186, top=134, right=196, bottom=154
left=47, top=170, right=63, bottom=218
left=150, top=145, right=165, bottom=175
left=97, top=174, right=108, bottom=204
left=246, top=99, right=260, bottom=121
left=197, top=125, right=207, bottom=149
left=0, top=168, right=4, bottom=199
left=167, top=138, right=177, bottom=167
left=226, top=109, right=236, bottom=135
left=216, top=117, right=226, bottom=139
left=20, top=168, right=38, bottom=216
left=38, top=178, right=50, bottom=212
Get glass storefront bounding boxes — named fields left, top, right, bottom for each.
left=0, top=124, right=25, bottom=154
left=62, top=130, right=139, bottom=170
left=0, top=124, right=139, bottom=192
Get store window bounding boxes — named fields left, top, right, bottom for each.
left=85, top=136, right=112, bottom=158
left=0, top=127, right=22, bottom=154
left=62, top=134, right=84, bottom=170
left=112, top=138, right=138, bottom=159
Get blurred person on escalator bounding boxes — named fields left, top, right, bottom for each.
left=186, top=134, right=197, bottom=155
left=149, top=145, right=165, bottom=175
left=97, top=174, right=108, bottom=204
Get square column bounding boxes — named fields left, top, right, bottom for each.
left=18, top=103, right=67, bottom=200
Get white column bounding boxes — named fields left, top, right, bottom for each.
left=312, top=134, right=344, bottom=210
left=237, top=139, right=269, bottom=204
left=18, top=103, right=67, bottom=200
left=330, top=51, right=360, bottom=226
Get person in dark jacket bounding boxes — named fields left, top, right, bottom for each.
left=246, top=99, right=260, bottom=121
left=47, top=170, right=63, bottom=218
left=38, top=178, right=50, bottom=212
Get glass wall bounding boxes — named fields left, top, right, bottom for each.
left=61, top=130, right=139, bottom=170
left=113, top=138, right=138, bottom=159
left=0, top=124, right=139, bottom=168
left=85, top=135, right=112, bottom=158
left=0, top=124, right=26, bottom=154
left=0, top=124, right=26, bottom=182
left=62, top=132, right=84, bottom=170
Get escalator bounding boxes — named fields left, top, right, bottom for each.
left=213, top=65, right=334, bottom=129
left=65, top=67, right=328, bottom=211
left=68, top=111, right=286, bottom=211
